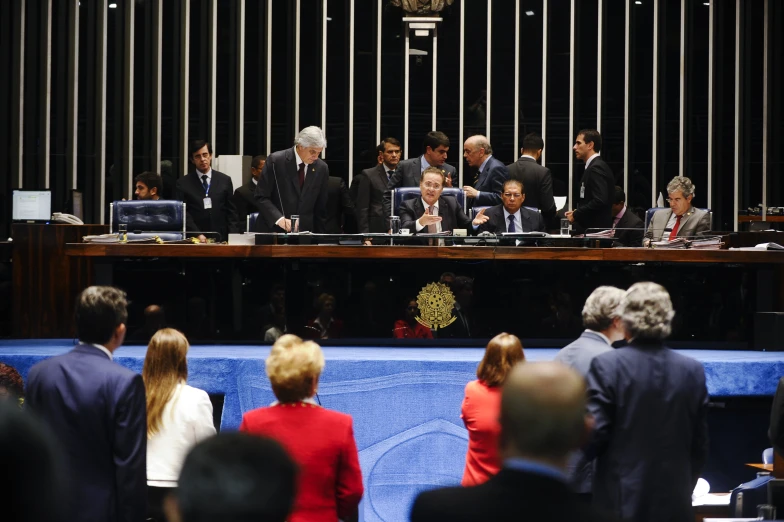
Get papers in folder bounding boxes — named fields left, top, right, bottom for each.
left=82, top=233, right=122, bottom=243
left=650, top=236, right=723, bottom=250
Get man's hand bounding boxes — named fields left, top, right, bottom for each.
left=280, top=219, right=292, bottom=232
left=565, top=210, right=575, bottom=223
left=444, top=173, right=453, bottom=188
left=197, top=234, right=207, bottom=243
left=462, top=186, right=479, bottom=198
left=471, top=208, right=489, bottom=226
left=419, top=207, right=443, bottom=226
left=363, top=239, right=373, bottom=246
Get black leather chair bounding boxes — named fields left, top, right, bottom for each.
left=110, top=200, right=186, bottom=241
left=391, top=187, right=466, bottom=217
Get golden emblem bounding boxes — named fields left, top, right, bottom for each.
left=415, top=282, right=457, bottom=330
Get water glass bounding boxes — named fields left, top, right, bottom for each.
left=389, top=216, right=401, bottom=235
left=560, top=218, right=570, bottom=236
left=757, top=504, right=777, bottom=520
left=290, top=215, right=300, bottom=234
left=118, top=224, right=127, bottom=241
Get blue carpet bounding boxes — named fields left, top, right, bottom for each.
left=2, top=340, right=784, bottom=522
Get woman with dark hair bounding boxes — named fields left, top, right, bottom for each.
left=392, top=298, right=433, bottom=339
left=461, top=333, right=525, bottom=486
left=0, top=362, right=24, bottom=408
left=142, top=329, right=215, bottom=521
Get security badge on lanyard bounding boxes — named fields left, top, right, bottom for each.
left=580, top=183, right=585, bottom=199
left=203, top=183, right=212, bottom=209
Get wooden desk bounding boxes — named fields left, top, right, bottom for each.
left=739, top=215, right=784, bottom=223
left=745, top=462, right=773, bottom=472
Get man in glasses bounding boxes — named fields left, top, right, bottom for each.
left=645, top=176, right=711, bottom=241
left=475, top=179, right=546, bottom=233
left=398, top=167, right=483, bottom=238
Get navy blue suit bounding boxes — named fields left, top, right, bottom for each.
left=26, top=344, right=147, bottom=522
left=470, top=156, right=508, bottom=206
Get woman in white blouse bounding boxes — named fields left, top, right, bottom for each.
left=142, top=328, right=216, bottom=521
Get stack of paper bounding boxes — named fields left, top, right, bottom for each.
left=690, top=237, right=723, bottom=250
left=82, top=233, right=121, bottom=243
left=585, top=229, right=615, bottom=238
left=651, top=237, right=690, bottom=249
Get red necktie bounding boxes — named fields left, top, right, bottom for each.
left=668, top=214, right=682, bottom=241
left=298, top=163, right=305, bottom=188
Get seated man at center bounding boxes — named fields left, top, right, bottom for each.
left=398, top=166, right=484, bottom=236
left=646, top=175, right=711, bottom=241
left=475, top=179, right=546, bottom=233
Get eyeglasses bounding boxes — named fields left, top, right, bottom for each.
left=666, top=197, right=687, bottom=204
left=422, top=182, right=443, bottom=190
left=503, top=193, right=523, bottom=199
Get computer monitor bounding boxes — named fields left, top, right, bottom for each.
left=71, top=190, right=83, bottom=221
left=12, top=190, right=52, bottom=222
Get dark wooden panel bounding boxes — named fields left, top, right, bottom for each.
left=13, top=224, right=109, bottom=338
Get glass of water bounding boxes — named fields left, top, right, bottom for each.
left=560, top=218, right=570, bottom=236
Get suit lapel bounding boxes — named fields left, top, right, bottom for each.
left=302, top=161, right=318, bottom=197
left=286, top=148, right=302, bottom=197
left=374, top=165, right=388, bottom=191
left=493, top=207, right=506, bottom=232
left=678, top=208, right=696, bottom=235
left=438, top=197, right=452, bottom=231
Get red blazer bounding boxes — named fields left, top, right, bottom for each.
left=460, top=380, right=502, bottom=486
left=239, top=403, right=363, bottom=522
left=392, top=320, right=433, bottom=339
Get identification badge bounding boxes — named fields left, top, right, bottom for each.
left=580, top=184, right=585, bottom=199
left=203, top=197, right=212, bottom=209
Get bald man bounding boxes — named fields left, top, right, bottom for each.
left=411, top=362, right=619, bottom=522
left=462, top=135, right=508, bottom=207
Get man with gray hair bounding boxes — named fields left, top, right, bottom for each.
left=583, top=282, right=709, bottom=522
left=255, top=126, right=329, bottom=233
left=554, top=285, right=626, bottom=499
left=411, top=362, right=618, bottom=522
left=646, top=175, right=711, bottom=241
left=461, top=135, right=508, bottom=207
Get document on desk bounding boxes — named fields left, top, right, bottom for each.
left=691, top=493, right=731, bottom=506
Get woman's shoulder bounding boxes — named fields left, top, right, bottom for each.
left=180, top=383, right=211, bottom=402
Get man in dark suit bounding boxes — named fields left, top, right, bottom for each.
left=475, top=179, right=546, bottom=233
left=383, top=131, right=457, bottom=217
left=231, top=154, right=266, bottom=232
left=506, top=132, right=557, bottom=225
left=325, top=176, right=354, bottom=234
left=355, top=137, right=402, bottom=234
left=411, top=361, right=619, bottom=522
left=566, top=129, right=615, bottom=234
left=584, top=282, right=708, bottom=522
left=611, top=186, right=644, bottom=247
left=769, top=376, right=784, bottom=459
left=176, top=140, right=238, bottom=242
left=398, top=167, right=480, bottom=238
left=26, top=286, right=147, bottom=522
left=255, top=126, right=329, bottom=233
left=134, top=171, right=162, bottom=201
left=461, top=135, right=508, bottom=207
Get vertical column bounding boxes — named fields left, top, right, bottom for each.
left=294, top=0, right=300, bottom=133
left=432, top=26, right=437, bottom=131
left=376, top=0, right=381, bottom=144
left=348, top=0, right=355, bottom=182
left=678, top=0, right=686, bottom=178
left=567, top=0, right=575, bottom=207
left=266, top=0, right=272, bottom=155
left=541, top=0, right=548, bottom=166
left=12, top=0, right=25, bottom=188
left=96, top=0, right=108, bottom=221
left=485, top=0, right=491, bottom=140
left=458, top=0, right=465, bottom=184
left=237, top=0, right=245, bottom=155
left=322, top=0, right=328, bottom=154
left=762, top=0, right=769, bottom=217
left=151, top=0, right=162, bottom=170
left=123, top=0, right=135, bottom=197
left=707, top=0, right=714, bottom=208
left=597, top=0, right=603, bottom=132
left=40, top=0, right=52, bottom=188
left=623, top=0, right=630, bottom=193
left=733, top=0, right=741, bottom=232
left=67, top=0, right=79, bottom=190
left=652, top=0, right=659, bottom=206
left=403, top=22, right=410, bottom=158
left=513, top=0, right=520, bottom=159
left=179, top=0, right=190, bottom=177
left=208, top=0, right=217, bottom=149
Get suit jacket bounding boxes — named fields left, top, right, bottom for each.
left=411, top=468, right=619, bottom=522
left=461, top=380, right=502, bottom=486
left=239, top=404, right=363, bottom=522
left=26, top=344, right=147, bottom=522
left=398, top=195, right=474, bottom=236
left=355, top=164, right=391, bottom=233
left=506, top=156, right=557, bottom=224
left=325, top=176, right=354, bottom=234
left=646, top=206, right=712, bottom=241
left=585, top=341, right=709, bottom=522
left=470, top=156, right=508, bottom=206
left=613, top=207, right=645, bottom=247
left=477, top=204, right=546, bottom=233
left=572, top=156, right=615, bottom=234
left=254, top=147, right=329, bottom=233
left=554, top=330, right=614, bottom=494
left=383, top=156, right=457, bottom=217
left=176, top=169, right=238, bottom=241
left=231, top=178, right=264, bottom=232
left=769, top=377, right=784, bottom=457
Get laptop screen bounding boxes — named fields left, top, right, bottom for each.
left=12, top=190, right=52, bottom=221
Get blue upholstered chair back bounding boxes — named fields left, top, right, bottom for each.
left=469, top=206, right=539, bottom=219
left=644, top=207, right=713, bottom=235
left=110, top=200, right=186, bottom=240
left=247, top=212, right=259, bottom=232
left=763, top=447, right=774, bottom=464
left=392, top=187, right=466, bottom=216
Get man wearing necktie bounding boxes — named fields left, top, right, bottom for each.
left=565, top=129, right=615, bottom=235
left=461, top=135, right=509, bottom=207
left=175, top=140, right=238, bottom=242
left=645, top=176, right=711, bottom=242
left=474, top=179, right=546, bottom=234
left=354, top=137, right=402, bottom=236
left=255, top=126, right=330, bottom=234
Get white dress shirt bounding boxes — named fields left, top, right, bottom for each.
left=503, top=208, right=522, bottom=232
left=415, top=198, right=441, bottom=232
left=147, top=382, right=216, bottom=486
left=86, top=343, right=113, bottom=360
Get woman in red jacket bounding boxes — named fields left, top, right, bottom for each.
left=461, top=332, right=525, bottom=486
left=240, top=334, right=363, bottom=522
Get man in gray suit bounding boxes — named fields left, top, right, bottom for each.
left=506, top=133, right=556, bottom=225
left=646, top=176, right=711, bottom=241
left=554, top=285, right=626, bottom=499
left=384, top=131, right=457, bottom=216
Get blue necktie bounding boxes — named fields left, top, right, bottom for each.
left=507, top=215, right=516, bottom=232
left=201, top=175, right=209, bottom=193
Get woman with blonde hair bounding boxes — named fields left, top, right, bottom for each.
left=143, top=328, right=215, bottom=522
left=461, top=332, right=525, bottom=486
left=240, top=334, right=363, bottom=522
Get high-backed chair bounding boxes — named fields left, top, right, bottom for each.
left=391, top=187, right=466, bottom=217
left=644, top=207, right=713, bottom=237
left=247, top=212, right=260, bottom=233
left=469, top=206, right=540, bottom=220
left=110, top=200, right=186, bottom=241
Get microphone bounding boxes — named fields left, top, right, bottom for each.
left=271, top=162, right=287, bottom=231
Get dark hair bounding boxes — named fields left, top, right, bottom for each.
left=251, top=155, right=267, bottom=169
left=377, top=137, right=402, bottom=155
left=614, top=186, right=626, bottom=205
left=522, top=133, right=544, bottom=152
left=0, top=363, right=24, bottom=400
left=134, top=172, right=163, bottom=195
left=190, top=140, right=213, bottom=158
left=577, top=128, right=602, bottom=153
left=503, top=179, right=525, bottom=195
left=75, top=286, right=129, bottom=345
left=175, top=433, right=297, bottom=522
left=423, top=131, right=450, bottom=153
